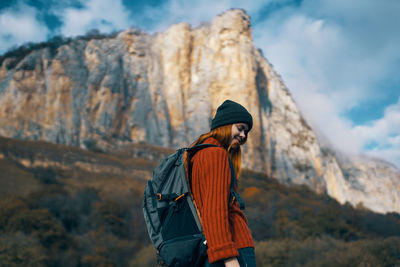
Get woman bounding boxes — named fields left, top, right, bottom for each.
left=189, top=100, right=256, bottom=267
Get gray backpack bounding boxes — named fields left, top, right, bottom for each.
left=143, top=144, right=244, bottom=266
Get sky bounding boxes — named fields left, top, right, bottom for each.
left=0, top=0, right=399, bottom=168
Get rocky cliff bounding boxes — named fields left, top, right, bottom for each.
left=0, top=9, right=399, bottom=213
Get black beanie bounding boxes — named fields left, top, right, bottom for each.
left=211, top=100, right=253, bottom=131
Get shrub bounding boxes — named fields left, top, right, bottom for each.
left=0, top=232, right=47, bottom=266
left=5, top=208, right=68, bottom=249
left=33, top=167, right=58, bottom=184
left=255, top=236, right=400, bottom=267
left=129, top=245, right=157, bottom=267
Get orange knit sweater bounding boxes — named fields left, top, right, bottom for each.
left=190, top=137, right=254, bottom=263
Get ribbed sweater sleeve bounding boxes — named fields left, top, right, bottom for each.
left=192, top=146, right=239, bottom=263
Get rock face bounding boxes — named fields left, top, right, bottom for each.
left=336, top=154, right=400, bottom=213
left=0, top=9, right=399, bottom=213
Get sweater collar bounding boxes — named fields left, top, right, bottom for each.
left=202, top=137, right=225, bottom=148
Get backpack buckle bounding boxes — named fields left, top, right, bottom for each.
left=174, top=193, right=186, bottom=202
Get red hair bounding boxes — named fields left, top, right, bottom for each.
left=191, top=124, right=242, bottom=179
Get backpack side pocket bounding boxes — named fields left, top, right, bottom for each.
left=161, top=196, right=200, bottom=241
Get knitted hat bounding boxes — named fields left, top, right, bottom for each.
left=211, top=100, right=253, bottom=131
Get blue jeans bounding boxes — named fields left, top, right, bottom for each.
left=204, top=247, right=256, bottom=267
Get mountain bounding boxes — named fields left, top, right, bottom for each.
left=0, top=9, right=399, bottom=214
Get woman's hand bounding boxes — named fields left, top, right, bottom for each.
left=224, top=257, right=240, bottom=267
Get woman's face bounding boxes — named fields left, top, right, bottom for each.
left=230, top=123, right=249, bottom=147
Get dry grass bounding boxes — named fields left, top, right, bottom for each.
left=0, top=159, right=41, bottom=199
left=0, top=136, right=153, bottom=199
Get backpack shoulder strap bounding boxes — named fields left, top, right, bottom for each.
left=227, top=158, right=245, bottom=210
left=187, top=143, right=220, bottom=154
left=187, top=143, right=245, bottom=210
left=185, top=144, right=219, bottom=191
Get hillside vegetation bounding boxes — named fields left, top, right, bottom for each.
left=0, top=137, right=399, bottom=266
left=0, top=29, right=119, bottom=69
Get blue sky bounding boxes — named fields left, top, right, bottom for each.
left=1, top=0, right=399, bottom=168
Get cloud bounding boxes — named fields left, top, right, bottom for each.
left=53, top=0, right=132, bottom=37
left=252, top=14, right=366, bottom=154
left=139, top=0, right=266, bottom=32
left=359, top=99, right=400, bottom=167
left=353, top=98, right=400, bottom=143
left=251, top=0, right=400, bottom=167
left=0, top=2, right=49, bottom=54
